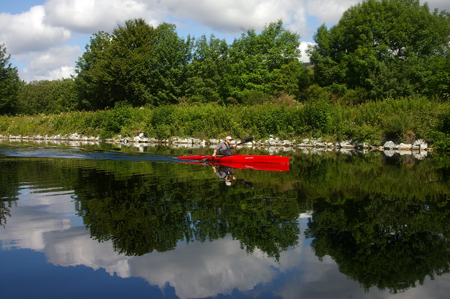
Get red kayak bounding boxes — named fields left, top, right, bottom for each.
left=184, top=161, right=289, bottom=171
left=177, top=154, right=289, bottom=164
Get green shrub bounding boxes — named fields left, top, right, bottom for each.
left=242, top=90, right=269, bottom=106
left=100, top=104, right=132, bottom=138
left=303, top=100, right=333, bottom=134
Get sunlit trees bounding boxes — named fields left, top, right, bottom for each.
left=0, top=44, right=21, bottom=115
left=224, top=20, right=303, bottom=102
left=184, top=34, right=228, bottom=103
left=75, top=19, right=192, bottom=110
left=17, top=79, right=77, bottom=115
left=308, top=0, right=450, bottom=99
left=75, top=19, right=155, bottom=109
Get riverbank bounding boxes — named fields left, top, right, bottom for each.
left=1, top=133, right=431, bottom=159
left=1, top=98, right=449, bottom=151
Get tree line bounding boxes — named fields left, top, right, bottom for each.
left=0, top=0, right=448, bottom=116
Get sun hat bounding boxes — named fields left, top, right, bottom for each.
left=226, top=136, right=233, bottom=140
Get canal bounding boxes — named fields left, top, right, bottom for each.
left=1, top=142, right=449, bottom=299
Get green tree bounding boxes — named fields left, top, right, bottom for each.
left=223, top=20, right=302, bottom=102
left=151, top=23, right=193, bottom=105
left=17, top=79, right=77, bottom=115
left=75, top=30, right=113, bottom=110
left=75, top=19, right=157, bottom=109
left=75, top=20, right=192, bottom=109
left=308, top=0, right=450, bottom=99
left=184, top=34, right=228, bottom=103
left=0, top=44, right=21, bottom=115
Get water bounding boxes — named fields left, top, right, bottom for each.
left=1, top=142, right=450, bottom=299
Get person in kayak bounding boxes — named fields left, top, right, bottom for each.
left=212, top=136, right=236, bottom=157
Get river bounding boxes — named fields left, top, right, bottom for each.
left=1, top=141, right=449, bottom=299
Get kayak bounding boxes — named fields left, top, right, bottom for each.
left=177, top=154, right=289, bottom=164
left=184, top=161, right=290, bottom=171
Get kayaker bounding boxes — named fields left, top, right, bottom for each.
left=212, top=136, right=236, bottom=157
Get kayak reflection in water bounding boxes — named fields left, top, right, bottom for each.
left=212, top=165, right=236, bottom=186
left=212, top=136, right=236, bottom=157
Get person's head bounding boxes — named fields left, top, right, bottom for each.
left=226, top=136, right=233, bottom=144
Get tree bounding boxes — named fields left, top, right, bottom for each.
left=308, top=0, right=450, bottom=99
left=223, top=20, right=302, bottom=102
left=184, top=34, right=228, bottom=103
left=75, top=19, right=156, bottom=109
left=75, top=19, right=192, bottom=109
left=17, top=79, right=77, bottom=115
left=74, top=30, right=113, bottom=110
left=0, top=44, right=21, bottom=115
left=151, top=23, right=193, bottom=105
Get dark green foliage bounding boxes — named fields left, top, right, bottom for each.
left=75, top=19, right=157, bottom=109
left=303, top=100, right=333, bottom=134
left=75, top=20, right=192, bottom=110
left=150, top=23, right=193, bottom=104
left=184, top=34, right=227, bottom=103
left=99, top=103, right=133, bottom=139
left=0, top=44, right=21, bottom=115
left=17, top=79, right=77, bottom=115
left=308, top=0, right=450, bottom=100
left=224, top=20, right=302, bottom=102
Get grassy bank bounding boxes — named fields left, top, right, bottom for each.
left=1, top=97, right=450, bottom=149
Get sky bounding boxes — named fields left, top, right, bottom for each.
left=0, top=0, right=449, bottom=82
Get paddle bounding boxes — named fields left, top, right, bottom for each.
left=201, top=136, right=254, bottom=163
left=237, top=135, right=254, bottom=145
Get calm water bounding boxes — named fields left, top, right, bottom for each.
left=1, top=142, right=450, bottom=299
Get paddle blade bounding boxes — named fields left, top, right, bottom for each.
left=238, top=136, right=254, bottom=144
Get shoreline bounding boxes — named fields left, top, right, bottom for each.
left=1, top=133, right=432, bottom=158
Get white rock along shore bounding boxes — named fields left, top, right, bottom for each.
left=1, top=133, right=431, bottom=156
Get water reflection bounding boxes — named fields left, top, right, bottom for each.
left=305, top=193, right=450, bottom=294
left=73, top=164, right=300, bottom=259
left=2, top=144, right=450, bottom=298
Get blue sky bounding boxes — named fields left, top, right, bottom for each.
left=1, top=0, right=448, bottom=82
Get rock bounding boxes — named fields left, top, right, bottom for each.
left=398, top=143, right=412, bottom=150
left=383, top=141, right=397, bottom=149
left=340, top=140, right=354, bottom=149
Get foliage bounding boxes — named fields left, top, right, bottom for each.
left=17, top=79, right=77, bottom=115
left=75, top=20, right=193, bottom=110
left=184, top=34, right=227, bottom=103
left=223, top=20, right=302, bottom=102
left=308, top=0, right=450, bottom=100
left=3, top=97, right=450, bottom=149
left=305, top=191, right=450, bottom=293
left=0, top=44, right=21, bottom=115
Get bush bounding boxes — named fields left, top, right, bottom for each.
left=242, top=90, right=269, bottom=106
left=303, top=100, right=333, bottom=134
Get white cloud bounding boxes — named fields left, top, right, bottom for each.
left=0, top=6, right=71, bottom=55
left=1, top=0, right=449, bottom=82
left=305, top=0, right=360, bottom=24
left=158, top=0, right=306, bottom=33
left=15, top=45, right=82, bottom=81
left=300, top=41, right=314, bottom=63
left=44, top=0, right=163, bottom=35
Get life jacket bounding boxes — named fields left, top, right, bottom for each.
left=218, top=142, right=232, bottom=156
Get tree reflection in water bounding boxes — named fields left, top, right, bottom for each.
left=73, top=165, right=301, bottom=261
left=305, top=193, right=450, bottom=293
